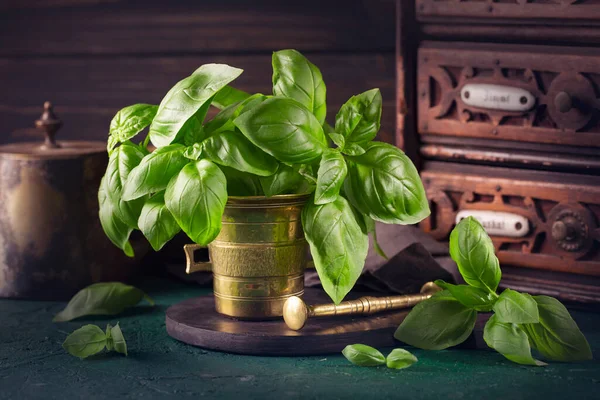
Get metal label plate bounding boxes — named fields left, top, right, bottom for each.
left=460, top=84, right=536, bottom=112
left=455, top=210, right=530, bottom=238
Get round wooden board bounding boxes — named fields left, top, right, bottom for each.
left=166, top=288, right=409, bottom=356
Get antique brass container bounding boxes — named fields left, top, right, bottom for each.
left=185, top=194, right=310, bottom=319
left=0, top=103, right=147, bottom=299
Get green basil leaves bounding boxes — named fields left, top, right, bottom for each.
left=149, top=64, right=243, bottom=147
left=234, top=97, right=327, bottom=164
left=63, top=323, right=128, bottom=359
left=53, top=282, right=154, bottom=322
left=165, top=160, right=227, bottom=245
left=335, top=88, right=382, bottom=145
left=302, top=196, right=368, bottom=304
left=394, top=290, right=477, bottom=350
left=342, top=344, right=418, bottom=370
left=122, top=144, right=189, bottom=201
left=138, top=191, right=181, bottom=251
left=342, top=344, right=386, bottom=366
left=272, top=49, right=327, bottom=125
left=395, top=216, right=592, bottom=366
left=108, top=104, right=158, bottom=154
left=98, top=53, right=431, bottom=308
left=449, top=216, right=501, bottom=293
left=344, top=142, right=430, bottom=225
left=314, top=149, right=347, bottom=205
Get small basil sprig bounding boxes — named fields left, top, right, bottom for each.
left=53, top=282, right=154, bottom=322
left=395, top=216, right=592, bottom=366
left=342, top=344, right=417, bottom=370
left=63, top=323, right=127, bottom=359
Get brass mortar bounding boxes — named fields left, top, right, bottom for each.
left=184, top=194, right=310, bottom=319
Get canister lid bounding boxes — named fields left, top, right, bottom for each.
left=0, top=102, right=106, bottom=160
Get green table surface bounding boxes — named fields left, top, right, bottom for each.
left=1, top=278, right=598, bottom=400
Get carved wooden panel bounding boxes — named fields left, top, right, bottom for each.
left=420, top=161, right=600, bottom=277
left=417, top=0, right=600, bottom=23
left=418, top=42, right=600, bottom=148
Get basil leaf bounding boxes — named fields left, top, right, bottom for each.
left=493, top=289, right=539, bottom=324
left=62, top=325, right=107, bottom=359
left=302, top=196, right=369, bottom=304
left=165, top=160, right=227, bottom=245
left=181, top=115, right=206, bottom=146
left=201, top=130, right=278, bottom=176
left=149, top=64, right=243, bottom=147
left=386, top=348, right=418, bottom=370
left=272, top=49, right=327, bottom=125
left=98, top=175, right=134, bottom=257
left=335, top=89, right=382, bottom=144
left=314, top=149, right=347, bottom=205
left=108, top=104, right=158, bottom=153
left=234, top=97, right=327, bottom=164
left=122, top=144, right=188, bottom=201
left=205, top=94, right=268, bottom=135
left=450, top=216, right=501, bottom=293
left=341, top=143, right=366, bottom=156
left=212, top=85, right=251, bottom=110
left=138, top=191, right=181, bottom=251
left=394, top=290, right=477, bottom=350
left=53, top=282, right=154, bottom=322
left=259, top=163, right=305, bottom=197
left=184, top=143, right=203, bottom=161
left=296, top=164, right=318, bottom=185
left=342, top=344, right=386, bottom=367
left=434, top=280, right=496, bottom=312
left=105, top=143, right=146, bottom=228
left=108, top=323, right=128, bottom=356
left=344, top=141, right=430, bottom=224
left=484, top=314, right=546, bottom=366
left=221, top=166, right=263, bottom=196
left=522, top=296, right=592, bottom=362
left=328, top=132, right=345, bottom=149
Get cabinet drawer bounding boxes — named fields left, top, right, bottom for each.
left=418, top=42, right=600, bottom=149
left=416, top=0, right=600, bottom=24
left=420, top=161, right=600, bottom=277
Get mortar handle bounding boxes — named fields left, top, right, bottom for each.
left=184, top=244, right=213, bottom=274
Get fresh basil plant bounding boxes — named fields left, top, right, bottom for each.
left=100, top=49, right=430, bottom=304
left=394, top=216, right=593, bottom=366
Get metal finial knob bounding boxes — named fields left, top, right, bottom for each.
left=35, top=101, right=63, bottom=149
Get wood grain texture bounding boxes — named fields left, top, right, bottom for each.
left=0, top=53, right=395, bottom=144
left=0, top=0, right=395, bottom=56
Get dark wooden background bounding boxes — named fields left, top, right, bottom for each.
left=0, top=0, right=396, bottom=146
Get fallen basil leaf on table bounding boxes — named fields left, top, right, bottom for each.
left=342, top=344, right=386, bottom=367
left=386, top=348, right=418, bottom=370
left=62, top=324, right=108, bottom=359
left=64, top=323, right=128, bottom=359
left=395, top=216, right=592, bottom=366
left=522, top=296, right=592, bottom=362
left=107, top=323, right=128, bottom=356
left=483, top=314, right=546, bottom=366
left=394, top=290, right=477, bottom=350
left=493, top=288, right=539, bottom=324
left=53, top=282, right=154, bottom=322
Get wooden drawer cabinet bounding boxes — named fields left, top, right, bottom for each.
left=418, top=42, right=600, bottom=149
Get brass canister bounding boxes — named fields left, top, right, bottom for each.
left=0, top=103, right=147, bottom=299
left=185, top=194, right=310, bottom=319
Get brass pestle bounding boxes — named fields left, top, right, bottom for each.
left=283, top=282, right=442, bottom=330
